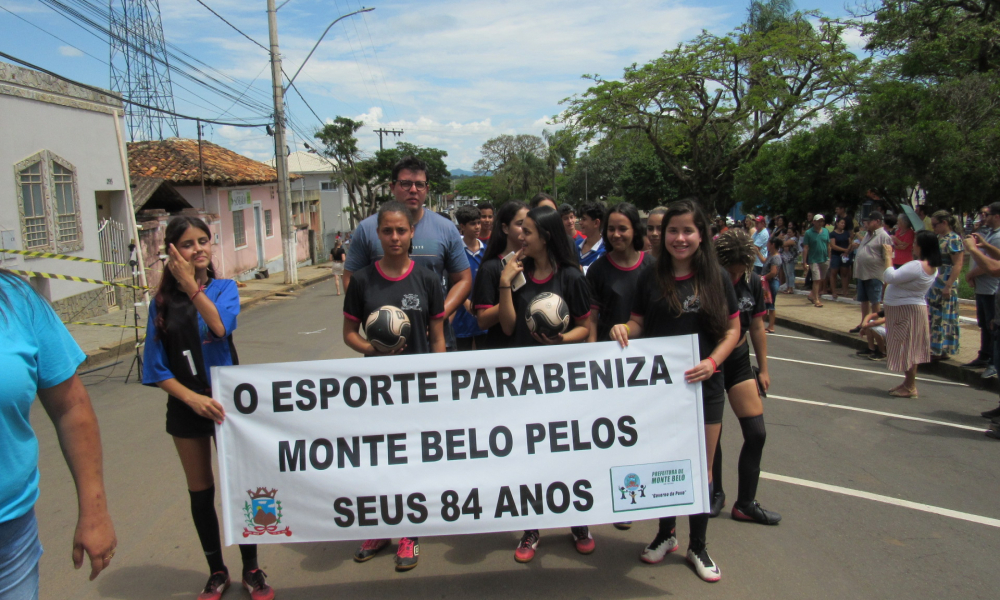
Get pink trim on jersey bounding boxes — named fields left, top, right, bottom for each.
left=608, top=252, right=645, bottom=272
left=574, top=309, right=592, bottom=320
left=530, top=272, right=553, bottom=284
left=630, top=311, right=643, bottom=318
left=474, top=304, right=494, bottom=310
left=729, top=311, right=739, bottom=320
left=344, top=311, right=361, bottom=322
left=376, top=260, right=414, bottom=282
left=753, top=310, right=767, bottom=318
left=431, top=312, right=446, bottom=320
left=590, top=303, right=601, bottom=310
left=675, top=272, right=694, bottom=281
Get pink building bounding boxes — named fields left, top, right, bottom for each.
left=127, top=138, right=308, bottom=285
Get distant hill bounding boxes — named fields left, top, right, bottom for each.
left=449, top=168, right=477, bottom=178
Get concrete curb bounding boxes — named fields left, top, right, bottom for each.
left=79, top=272, right=335, bottom=370
left=775, top=314, right=998, bottom=390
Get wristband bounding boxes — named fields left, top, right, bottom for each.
left=624, top=324, right=631, bottom=334
left=499, top=285, right=511, bottom=289
left=189, top=284, right=204, bottom=301
left=707, top=356, right=719, bottom=372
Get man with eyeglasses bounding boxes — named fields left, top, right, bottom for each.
left=963, top=203, right=1000, bottom=377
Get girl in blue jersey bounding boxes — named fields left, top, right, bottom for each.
left=142, top=217, right=273, bottom=600
left=345, top=201, right=445, bottom=571
left=498, top=206, right=594, bottom=562
left=610, top=199, right=741, bottom=583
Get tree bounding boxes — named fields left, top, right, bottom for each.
left=473, top=134, right=549, bottom=200
left=747, top=0, right=796, bottom=33
left=454, top=176, right=496, bottom=202
left=561, top=13, right=868, bottom=216
left=314, top=117, right=368, bottom=228
left=542, top=128, right=580, bottom=201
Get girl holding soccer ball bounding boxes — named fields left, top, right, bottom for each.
left=610, top=199, right=741, bottom=583
left=497, top=205, right=594, bottom=562
left=343, top=201, right=445, bottom=571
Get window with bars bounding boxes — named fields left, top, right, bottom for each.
left=264, top=209, right=273, bottom=237
left=233, top=209, right=247, bottom=247
left=15, top=151, right=83, bottom=252
left=320, top=181, right=337, bottom=191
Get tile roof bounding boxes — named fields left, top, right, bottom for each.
left=127, top=138, right=299, bottom=186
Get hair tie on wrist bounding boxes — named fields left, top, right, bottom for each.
left=624, top=324, right=631, bottom=334
left=707, top=356, right=718, bottom=372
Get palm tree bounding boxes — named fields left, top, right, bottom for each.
left=746, top=0, right=795, bottom=33
left=542, top=129, right=580, bottom=201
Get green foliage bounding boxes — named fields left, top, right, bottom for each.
left=454, top=176, right=497, bottom=202
left=473, top=134, right=550, bottom=200
left=561, top=12, right=868, bottom=216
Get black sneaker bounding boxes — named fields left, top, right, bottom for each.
left=395, top=537, right=419, bottom=571
left=986, top=429, right=1000, bottom=440
left=197, top=571, right=230, bottom=600
left=709, top=490, right=726, bottom=518
left=241, top=569, right=273, bottom=600
left=856, top=348, right=874, bottom=356
left=867, top=352, right=886, bottom=361
left=982, top=405, right=1000, bottom=419
left=964, top=358, right=990, bottom=368
left=849, top=325, right=863, bottom=334
left=354, top=538, right=390, bottom=562
left=731, top=500, right=782, bottom=525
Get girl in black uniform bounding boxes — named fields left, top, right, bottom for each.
left=610, top=199, right=740, bottom=583
left=497, top=206, right=594, bottom=562
left=709, top=230, right=781, bottom=524
left=142, top=217, right=273, bottom=600
left=344, top=201, right=445, bottom=571
left=472, top=201, right=529, bottom=350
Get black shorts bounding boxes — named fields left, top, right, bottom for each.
left=703, top=389, right=725, bottom=425
left=166, top=395, right=215, bottom=438
left=723, top=341, right=755, bottom=391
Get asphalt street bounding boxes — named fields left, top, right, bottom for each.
left=32, top=278, right=1000, bottom=600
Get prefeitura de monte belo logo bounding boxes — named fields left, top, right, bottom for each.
left=243, top=487, right=292, bottom=538
left=618, top=473, right=647, bottom=505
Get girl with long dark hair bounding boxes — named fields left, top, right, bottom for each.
left=345, top=201, right=445, bottom=571
left=610, top=199, right=741, bottom=583
left=497, top=206, right=594, bottom=562
left=472, top=201, right=529, bottom=349
left=142, top=216, right=273, bottom=600
left=709, top=229, right=781, bottom=525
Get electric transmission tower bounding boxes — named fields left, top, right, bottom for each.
left=109, top=0, right=179, bottom=141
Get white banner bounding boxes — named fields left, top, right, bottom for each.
left=213, top=337, right=708, bottom=545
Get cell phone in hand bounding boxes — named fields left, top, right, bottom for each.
left=501, top=251, right=527, bottom=292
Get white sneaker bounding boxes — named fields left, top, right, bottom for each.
left=639, top=533, right=678, bottom=564
left=686, top=547, right=721, bottom=582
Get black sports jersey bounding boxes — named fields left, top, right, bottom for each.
left=631, top=266, right=739, bottom=400
left=344, top=261, right=445, bottom=355
left=471, top=256, right=511, bottom=350
left=587, top=251, right=654, bottom=342
left=733, top=274, right=766, bottom=339
left=509, top=267, right=592, bottom=348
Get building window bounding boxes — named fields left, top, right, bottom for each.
left=320, top=181, right=337, bottom=191
left=233, top=209, right=247, bottom=247
left=264, top=209, right=273, bottom=237
left=14, top=150, right=83, bottom=252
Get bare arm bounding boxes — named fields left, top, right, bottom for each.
left=37, top=375, right=116, bottom=581
left=497, top=251, right=524, bottom=336
left=587, top=311, right=599, bottom=343
left=445, top=269, right=472, bottom=319
left=168, top=244, right=225, bottom=337
left=429, top=318, right=446, bottom=353
left=610, top=314, right=644, bottom=347
left=155, top=377, right=225, bottom=423
left=343, top=270, right=353, bottom=290
left=476, top=305, right=500, bottom=330
left=964, top=236, right=1000, bottom=276
left=342, top=317, right=405, bottom=356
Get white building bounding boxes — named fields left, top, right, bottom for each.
left=268, top=151, right=352, bottom=257
left=0, top=61, right=137, bottom=319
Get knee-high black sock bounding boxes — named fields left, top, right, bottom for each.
left=712, top=426, right=724, bottom=496
left=239, top=545, right=258, bottom=577
left=737, top=414, right=767, bottom=505
left=688, top=513, right=709, bottom=552
left=658, top=516, right=676, bottom=538
left=189, top=487, right=226, bottom=574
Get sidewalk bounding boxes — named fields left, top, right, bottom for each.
left=774, top=284, right=996, bottom=389
left=69, top=263, right=334, bottom=370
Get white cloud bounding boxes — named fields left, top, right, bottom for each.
left=58, top=46, right=84, bottom=57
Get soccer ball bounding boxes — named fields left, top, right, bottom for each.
left=526, top=292, right=570, bottom=337
left=365, top=305, right=411, bottom=352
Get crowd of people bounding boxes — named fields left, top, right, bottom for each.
left=8, top=153, right=1000, bottom=600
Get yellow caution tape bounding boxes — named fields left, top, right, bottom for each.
left=6, top=269, right=149, bottom=290
left=0, top=248, right=131, bottom=267
left=64, top=321, right=145, bottom=329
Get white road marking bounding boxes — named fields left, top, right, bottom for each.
left=768, top=394, right=985, bottom=432
left=754, top=354, right=968, bottom=387
left=767, top=333, right=830, bottom=342
left=761, top=472, right=1000, bottom=528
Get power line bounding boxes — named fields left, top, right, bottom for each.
left=193, top=0, right=268, bottom=52
left=0, top=4, right=107, bottom=65
left=359, top=5, right=400, bottom=122
left=0, top=50, right=271, bottom=128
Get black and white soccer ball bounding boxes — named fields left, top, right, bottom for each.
left=365, top=305, right=411, bottom=352
left=525, top=292, right=570, bottom=337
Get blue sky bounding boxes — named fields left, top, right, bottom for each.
left=1, top=0, right=863, bottom=170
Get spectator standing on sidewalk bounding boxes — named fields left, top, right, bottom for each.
left=828, top=217, right=854, bottom=299
left=928, top=210, right=964, bottom=360
left=803, top=215, right=831, bottom=307
left=780, top=224, right=800, bottom=293
left=963, top=203, right=1000, bottom=377
left=962, top=232, right=1000, bottom=430
left=851, top=212, right=892, bottom=337
left=892, top=215, right=915, bottom=268
left=751, top=215, right=770, bottom=275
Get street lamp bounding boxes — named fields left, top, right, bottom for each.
left=285, top=7, right=375, bottom=92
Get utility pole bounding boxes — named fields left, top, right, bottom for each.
left=374, top=128, right=404, bottom=151
left=267, top=0, right=297, bottom=284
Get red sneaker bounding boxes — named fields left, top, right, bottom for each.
left=570, top=526, right=595, bottom=554
left=515, top=530, right=540, bottom=563
left=241, top=569, right=274, bottom=600
left=395, top=537, right=419, bottom=571
left=196, top=571, right=229, bottom=600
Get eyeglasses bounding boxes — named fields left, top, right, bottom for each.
left=395, top=180, right=428, bottom=190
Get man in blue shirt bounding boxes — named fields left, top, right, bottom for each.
left=751, top=215, right=770, bottom=275
left=344, top=156, right=472, bottom=351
